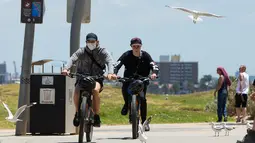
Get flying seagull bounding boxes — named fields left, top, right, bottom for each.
left=2, top=102, right=37, bottom=123
left=165, top=5, right=225, bottom=24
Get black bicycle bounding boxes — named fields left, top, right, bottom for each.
left=69, top=73, right=104, bottom=143
left=117, top=75, right=152, bottom=139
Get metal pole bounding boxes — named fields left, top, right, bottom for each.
left=15, top=23, right=35, bottom=136
left=70, top=0, right=86, bottom=57
left=70, top=0, right=86, bottom=133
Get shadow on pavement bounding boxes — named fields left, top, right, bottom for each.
left=96, top=137, right=133, bottom=140
left=58, top=142, right=96, bottom=143
left=0, top=135, right=15, bottom=137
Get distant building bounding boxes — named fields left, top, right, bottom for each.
left=159, top=55, right=170, bottom=62
left=0, top=61, right=7, bottom=84
left=156, top=55, right=198, bottom=85
left=171, top=54, right=181, bottom=62
left=159, top=54, right=181, bottom=62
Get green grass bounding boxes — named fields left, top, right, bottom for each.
left=0, top=84, right=19, bottom=129
left=0, top=84, right=232, bottom=129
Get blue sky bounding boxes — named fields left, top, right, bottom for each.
left=0, top=0, right=254, bottom=78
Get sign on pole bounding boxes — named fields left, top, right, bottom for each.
left=66, top=0, right=91, bottom=23
left=21, top=0, right=45, bottom=24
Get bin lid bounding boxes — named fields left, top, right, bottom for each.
left=31, top=59, right=54, bottom=66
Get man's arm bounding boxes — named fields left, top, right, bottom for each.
left=64, top=48, right=83, bottom=70
left=101, top=49, right=114, bottom=74
left=146, top=53, right=159, bottom=75
left=113, top=53, right=126, bottom=75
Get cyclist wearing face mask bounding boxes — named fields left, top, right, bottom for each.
left=62, top=33, right=117, bottom=127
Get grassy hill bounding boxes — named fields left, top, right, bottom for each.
left=0, top=84, right=227, bottom=129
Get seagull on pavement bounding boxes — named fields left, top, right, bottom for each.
left=165, top=5, right=225, bottom=24
left=223, top=122, right=235, bottom=136
left=138, top=122, right=148, bottom=143
left=246, top=121, right=253, bottom=130
left=210, top=122, right=224, bottom=137
left=2, top=102, right=37, bottom=123
left=138, top=116, right=153, bottom=143
left=143, top=116, right=152, bottom=131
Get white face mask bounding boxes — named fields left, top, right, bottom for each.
left=87, top=43, right=97, bottom=50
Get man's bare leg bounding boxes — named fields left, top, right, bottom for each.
left=73, top=88, right=80, bottom=127
left=74, top=88, right=79, bottom=112
left=242, top=108, right=247, bottom=122
left=236, top=108, right=241, bottom=122
left=92, top=82, right=101, bottom=127
left=92, top=82, right=101, bottom=114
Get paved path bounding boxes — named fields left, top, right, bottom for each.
left=0, top=123, right=247, bottom=143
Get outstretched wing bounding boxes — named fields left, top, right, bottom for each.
left=165, top=5, right=195, bottom=14
left=27, top=102, right=37, bottom=108
left=2, top=102, right=13, bottom=118
left=142, top=116, right=152, bottom=126
left=142, top=116, right=152, bottom=131
left=13, top=105, right=27, bottom=119
left=198, top=12, right=224, bottom=18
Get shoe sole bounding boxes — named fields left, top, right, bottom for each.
left=93, top=124, right=101, bottom=127
left=121, top=112, right=128, bottom=115
left=73, top=122, right=80, bottom=127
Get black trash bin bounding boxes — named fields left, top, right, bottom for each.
left=28, top=73, right=76, bottom=135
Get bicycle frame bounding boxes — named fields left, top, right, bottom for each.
left=68, top=72, right=104, bottom=143
left=117, top=75, right=151, bottom=139
left=78, top=90, right=93, bottom=124
left=129, top=91, right=143, bottom=116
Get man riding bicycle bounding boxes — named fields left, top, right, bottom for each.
left=62, top=33, right=117, bottom=128
left=114, top=37, right=159, bottom=131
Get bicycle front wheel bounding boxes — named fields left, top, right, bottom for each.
left=85, top=108, right=93, bottom=142
left=78, top=96, right=87, bottom=143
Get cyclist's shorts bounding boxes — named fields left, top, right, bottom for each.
left=75, top=79, right=104, bottom=93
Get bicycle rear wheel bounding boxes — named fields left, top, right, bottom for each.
left=131, top=94, right=139, bottom=139
left=78, top=96, right=87, bottom=143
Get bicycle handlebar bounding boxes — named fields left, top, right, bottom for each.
left=68, top=72, right=105, bottom=80
left=116, top=76, right=157, bottom=83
